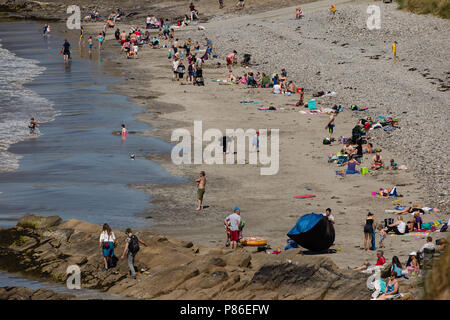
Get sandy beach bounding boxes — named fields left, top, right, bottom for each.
left=0, top=0, right=448, bottom=300
left=75, top=0, right=449, bottom=269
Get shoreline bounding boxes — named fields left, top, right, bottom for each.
left=0, top=0, right=448, bottom=300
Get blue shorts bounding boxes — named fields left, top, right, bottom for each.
left=102, top=241, right=114, bottom=257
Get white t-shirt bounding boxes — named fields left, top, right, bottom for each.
left=196, top=57, right=202, bottom=67
left=397, top=221, right=406, bottom=234
left=146, top=17, right=151, bottom=24
left=99, top=231, right=116, bottom=242
left=273, top=84, right=281, bottom=94
left=173, top=60, right=179, bottom=71
left=226, top=213, right=241, bottom=231
left=133, top=45, right=138, bottom=53
left=323, top=213, right=335, bottom=223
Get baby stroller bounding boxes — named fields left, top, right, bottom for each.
left=241, top=53, right=251, bottom=66
left=193, top=68, right=204, bottom=86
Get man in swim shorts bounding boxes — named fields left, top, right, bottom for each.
left=224, top=207, right=241, bottom=249
left=325, top=110, right=338, bottom=140
left=195, top=171, right=206, bottom=211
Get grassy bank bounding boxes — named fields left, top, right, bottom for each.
left=396, top=0, right=450, bottom=19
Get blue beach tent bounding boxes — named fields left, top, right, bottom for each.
left=287, top=213, right=335, bottom=251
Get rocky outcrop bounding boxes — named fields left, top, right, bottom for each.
left=0, top=286, right=76, bottom=300
left=0, top=215, right=378, bottom=299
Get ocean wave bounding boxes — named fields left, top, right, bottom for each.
left=0, top=41, right=58, bottom=173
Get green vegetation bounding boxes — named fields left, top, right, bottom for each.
left=396, top=0, right=450, bottom=19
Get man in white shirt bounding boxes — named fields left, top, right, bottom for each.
left=419, top=236, right=435, bottom=259
left=224, top=207, right=241, bottom=249
left=324, top=208, right=335, bottom=224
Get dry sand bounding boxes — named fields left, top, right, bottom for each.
left=78, top=0, right=449, bottom=269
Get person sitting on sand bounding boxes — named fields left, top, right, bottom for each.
left=236, top=0, right=245, bottom=8
left=377, top=272, right=399, bottom=300
left=370, top=151, right=384, bottom=169
left=343, top=141, right=356, bottom=155
left=414, top=211, right=423, bottom=230
left=287, top=81, right=296, bottom=93
left=272, top=82, right=282, bottom=94
left=342, top=155, right=360, bottom=174
left=295, top=8, right=304, bottom=19
left=407, top=217, right=415, bottom=232
left=389, top=159, right=398, bottom=170
left=384, top=216, right=408, bottom=235
left=247, top=72, right=257, bottom=87
left=261, top=73, right=270, bottom=88
left=406, top=252, right=420, bottom=275
left=362, top=142, right=373, bottom=154
left=255, top=72, right=262, bottom=86
left=353, top=250, right=385, bottom=271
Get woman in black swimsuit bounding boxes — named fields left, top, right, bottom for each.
left=363, top=212, right=376, bottom=251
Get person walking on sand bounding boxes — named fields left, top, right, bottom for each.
left=120, top=228, right=147, bottom=279
left=99, top=223, right=116, bottom=270
left=218, top=0, right=224, bottom=9
left=195, top=171, right=206, bottom=211
left=363, top=212, right=376, bottom=251
left=325, top=110, right=338, bottom=141
left=28, top=117, right=39, bottom=134
left=225, top=207, right=241, bottom=249
left=61, top=39, right=71, bottom=61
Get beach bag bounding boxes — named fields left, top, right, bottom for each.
left=361, top=167, right=369, bottom=175
left=323, top=138, right=331, bottom=145
left=128, top=235, right=140, bottom=254
left=440, top=223, right=448, bottom=232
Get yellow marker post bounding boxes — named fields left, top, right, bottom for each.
left=392, top=43, right=397, bottom=64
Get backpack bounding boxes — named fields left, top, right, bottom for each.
left=128, top=235, right=140, bottom=254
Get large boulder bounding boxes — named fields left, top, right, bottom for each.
left=17, top=214, right=62, bottom=230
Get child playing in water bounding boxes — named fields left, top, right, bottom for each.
left=88, top=36, right=93, bottom=53
left=121, top=124, right=127, bottom=138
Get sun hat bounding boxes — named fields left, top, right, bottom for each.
left=409, top=252, right=417, bottom=256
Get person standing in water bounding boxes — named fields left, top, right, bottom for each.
left=88, top=36, right=93, bottom=54
left=61, top=39, right=71, bottom=61
left=121, top=124, right=127, bottom=139
left=29, top=118, right=39, bottom=134
left=195, top=171, right=206, bottom=211
left=79, top=26, right=84, bottom=47
left=98, top=33, right=104, bottom=50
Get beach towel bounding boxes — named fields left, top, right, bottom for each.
left=299, top=110, right=323, bottom=114
left=240, top=101, right=260, bottom=105
left=258, top=107, right=277, bottom=111
left=293, top=194, right=316, bottom=199
left=390, top=232, right=429, bottom=237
